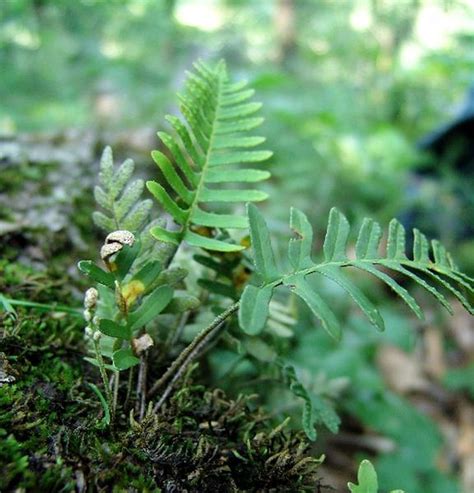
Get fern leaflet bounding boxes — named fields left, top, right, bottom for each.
left=146, top=61, right=271, bottom=252
left=239, top=204, right=473, bottom=339
left=93, top=146, right=152, bottom=233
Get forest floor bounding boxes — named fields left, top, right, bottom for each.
left=1, top=133, right=473, bottom=492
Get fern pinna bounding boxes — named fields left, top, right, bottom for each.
left=146, top=61, right=271, bottom=252
left=93, top=146, right=152, bottom=233
left=239, top=204, right=474, bottom=339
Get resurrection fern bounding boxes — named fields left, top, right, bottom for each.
left=146, top=60, right=272, bottom=252
left=93, top=146, right=153, bottom=233
left=239, top=204, right=474, bottom=339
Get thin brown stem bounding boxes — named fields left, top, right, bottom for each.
left=152, top=307, right=235, bottom=413
left=148, top=302, right=240, bottom=400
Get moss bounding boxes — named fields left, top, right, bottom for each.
left=0, top=263, right=322, bottom=492
left=1, top=314, right=321, bottom=492
left=126, top=385, right=322, bottom=492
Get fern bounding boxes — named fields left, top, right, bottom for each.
left=239, top=204, right=474, bottom=339
left=93, top=146, right=153, bottom=233
left=280, top=362, right=340, bottom=441
left=146, top=61, right=271, bottom=252
left=348, top=460, right=404, bottom=493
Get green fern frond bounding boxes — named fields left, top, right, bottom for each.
left=280, top=362, right=340, bottom=441
left=239, top=204, right=473, bottom=339
left=93, top=146, right=153, bottom=233
left=146, top=60, right=271, bottom=252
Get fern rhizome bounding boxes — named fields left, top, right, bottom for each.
left=78, top=60, right=473, bottom=446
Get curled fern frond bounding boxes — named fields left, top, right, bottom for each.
left=239, top=204, right=473, bottom=339
left=93, top=146, right=153, bottom=233
left=146, top=60, right=271, bottom=252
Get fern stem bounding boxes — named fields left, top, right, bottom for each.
left=148, top=301, right=240, bottom=401
left=93, top=339, right=115, bottom=423
left=113, top=370, right=120, bottom=420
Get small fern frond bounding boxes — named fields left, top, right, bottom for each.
left=280, top=362, right=340, bottom=441
left=93, top=146, right=153, bottom=233
left=348, top=459, right=405, bottom=493
left=146, top=61, right=271, bottom=252
left=239, top=204, right=473, bottom=339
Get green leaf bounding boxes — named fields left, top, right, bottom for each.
left=412, top=228, right=430, bottom=262
left=146, top=181, right=187, bottom=225
left=151, top=150, right=193, bottom=204
left=317, top=265, right=385, bottom=331
left=128, top=285, right=173, bottom=330
left=184, top=230, right=245, bottom=252
left=323, top=207, right=350, bottom=261
left=154, top=267, right=188, bottom=288
left=115, top=239, right=141, bottom=280
left=387, top=219, right=407, bottom=260
left=113, top=348, right=140, bottom=370
left=243, top=337, right=276, bottom=362
left=239, top=284, right=273, bottom=335
left=84, top=357, right=116, bottom=371
left=99, top=319, right=131, bottom=339
left=284, top=275, right=341, bottom=340
left=348, top=460, right=378, bottom=493
left=353, top=261, right=423, bottom=319
left=312, top=394, right=340, bottom=433
left=205, top=168, right=270, bottom=183
left=383, top=262, right=453, bottom=314
left=247, top=203, right=279, bottom=281
left=0, top=293, right=17, bottom=317
left=78, top=260, right=115, bottom=288
left=288, top=207, right=313, bottom=270
left=356, top=218, right=382, bottom=259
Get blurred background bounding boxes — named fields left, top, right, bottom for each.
left=1, top=1, right=473, bottom=492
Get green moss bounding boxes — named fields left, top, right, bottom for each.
left=1, top=300, right=321, bottom=492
